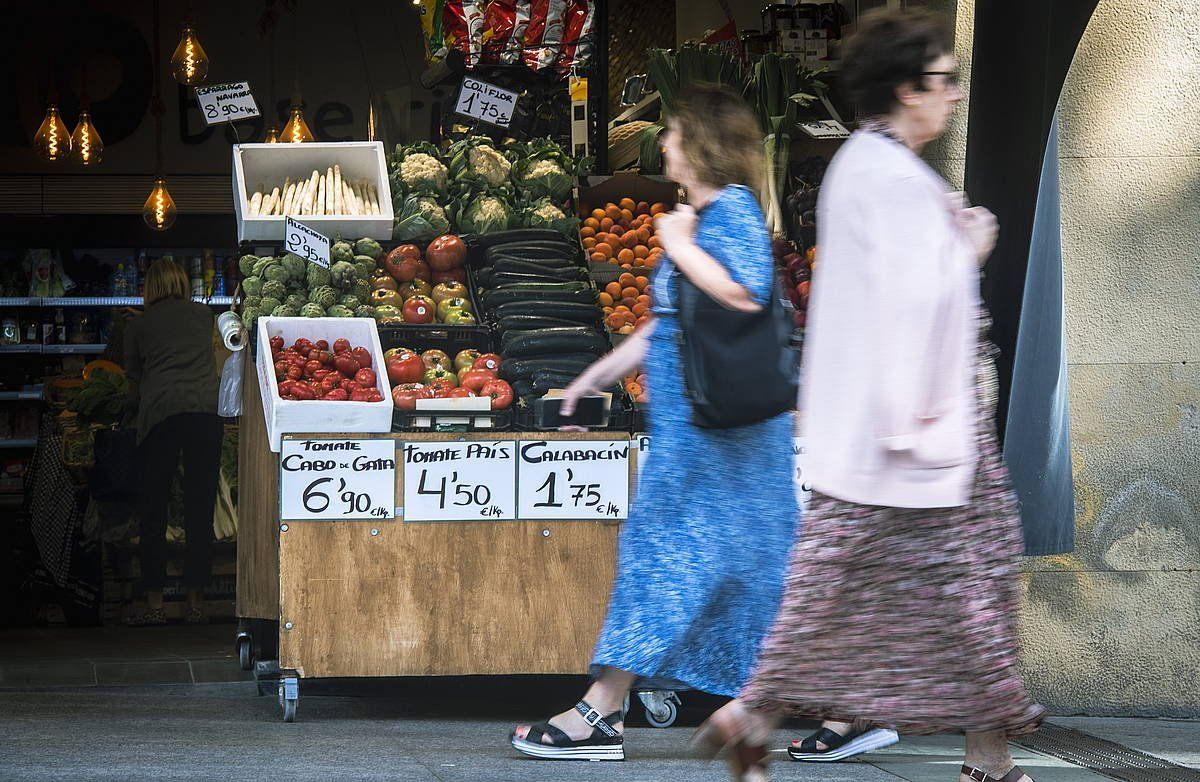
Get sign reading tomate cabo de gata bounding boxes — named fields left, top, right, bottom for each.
left=280, top=439, right=396, bottom=520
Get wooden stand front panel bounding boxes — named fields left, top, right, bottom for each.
left=236, top=350, right=281, bottom=621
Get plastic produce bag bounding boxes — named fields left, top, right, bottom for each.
left=218, top=354, right=244, bottom=417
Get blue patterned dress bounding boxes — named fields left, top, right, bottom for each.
left=590, top=185, right=800, bottom=697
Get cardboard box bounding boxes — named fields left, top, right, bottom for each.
left=233, top=142, right=394, bottom=243
left=255, top=316, right=393, bottom=451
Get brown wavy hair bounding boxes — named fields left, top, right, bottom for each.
left=669, top=85, right=764, bottom=195
left=144, top=258, right=190, bottom=306
left=842, top=8, right=952, bottom=117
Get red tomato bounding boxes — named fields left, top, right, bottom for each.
left=430, top=268, right=468, bottom=286
left=364, top=388, right=385, bottom=403
left=427, top=378, right=458, bottom=398
left=277, top=379, right=297, bottom=397
left=425, top=234, right=467, bottom=272
left=480, top=379, right=513, bottom=410
left=286, top=365, right=303, bottom=381
left=459, top=368, right=495, bottom=394
left=333, top=338, right=351, bottom=355
left=314, top=339, right=329, bottom=351
left=294, top=338, right=314, bottom=355
left=402, top=296, right=435, bottom=324
left=473, top=353, right=502, bottom=373
left=274, top=361, right=289, bottom=380
left=334, top=354, right=360, bottom=377
left=269, top=335, right=285, bottom=353
left=349, top=386, right=372, bottom=402
left=291, top=383, right=316, bottom=401
left=386, top=351, right=425, bottom=384
left=355, top=368, right=377, bottom=388
left=350, top=346, right=372, bottom=369
left=304, top=360, right=323, bottom=377
left=391, top=383, right=431, bottom=411
left=445, top=387, right=476, bottom=398
left=384, top=245, right=422, bottom=280
left=340, top=378, right=359, bottom=394
left=323, top=387, right=349, bottom=401
left=319, top=375, right=341, bottom=396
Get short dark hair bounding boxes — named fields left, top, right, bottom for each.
left=842, top=8, right=953, bottom=117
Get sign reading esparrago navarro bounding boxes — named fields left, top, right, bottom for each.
left=194, top=81, right=260, bottom=126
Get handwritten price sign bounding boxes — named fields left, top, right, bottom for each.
left=455, top=77, right=518, bottom=128
left=285, top=216, right=331, bottom=268
left=195, top=81, right=261, bottom=126
left=516, top=440, right=630, bottom=520
left=280, top=439, right=396, bottom=521
left=402, top=441, right=517, bottom=521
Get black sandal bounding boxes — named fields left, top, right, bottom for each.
left=788, top=725, right=899, bottom=761
left=510, top=700, right=625, bottom=761
left=963, top=764, right=1033, bottom=782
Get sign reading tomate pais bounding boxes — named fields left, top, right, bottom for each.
left=402, top=440, right=517, bottom=522
left=279, top=439, right=396, bottom=521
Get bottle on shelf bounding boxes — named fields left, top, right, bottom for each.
left=40, top=311, right=55, bottom=345
left=110, top=264, right=128, bottom=297
left=54, top=309, right=66, bottom=344
left=127, top=254, right=143, bottom=296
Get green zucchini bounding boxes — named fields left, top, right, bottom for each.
left=481, top=287, right=596, bottom=308
left=493, top=301, right=602, bottom=321
left=474, top=229, right=569, bottom=249
left=488, top=272, right=588, bottom=287
left=531, top=369, right=585, bottom=394
left=493, top=259, right=589, bottom=279
left=499, top=355, right=597, bottom=381
left=503, top=327, right=610, bottom=358
left=498, top=315, right=596, bottom=331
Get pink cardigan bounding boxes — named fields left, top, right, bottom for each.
left=800, top=131, right=980, bottom=509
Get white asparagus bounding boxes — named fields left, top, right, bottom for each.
left=324, top=167, right=334, bottom=214
left=351, top=182, right=365, bottom=215
left=345, top=181, right=359, bottom=215
left=305, top=170, right=320, bottom=214
left=297, top=178, right=311, bottom=215
left=248, top=190, right=263, bottom=215
left=333, top=165, right=343, bottom=215
left=281, top=179, right=296, bottom=214
left=266, top=186, right=281, bottom=216
left=368, top=183, right=381, bottom=215
left=316, top=174, right=326, bottom=216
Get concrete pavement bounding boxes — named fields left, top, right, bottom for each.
left=1, top=683, right=1197, bottom=782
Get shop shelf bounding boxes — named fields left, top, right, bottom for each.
left=0, top=388, right=43, bottom=401
left=32, top=296, right=234, bottom=308
left=0, top=297, right=38, bottom=307
left=42, top=344, right=107, bottom=354
left=0, top=345, right=43, bottom=354
left=0, top=439, right=38, bottom=448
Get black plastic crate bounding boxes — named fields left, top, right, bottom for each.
left=512, top=392, right=636, bottom=433
left=375, top=266, right=494, bottom=354
left=391, top=406, right=513, bottom=433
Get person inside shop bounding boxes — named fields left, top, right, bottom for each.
left=509, top=84, right=800, bottom=762
left=692, top=9, right=1045, bottom=782
left=123, top=258, right=222, bottom=626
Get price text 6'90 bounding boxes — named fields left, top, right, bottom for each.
left=301, top=477, right=389, bottom=517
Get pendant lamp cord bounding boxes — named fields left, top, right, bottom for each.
left=151, top=0, right=164, bottom=175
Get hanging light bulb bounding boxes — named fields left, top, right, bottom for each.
left=143, top=177, right=177, bottom=231
left=281, top=103, right=314, bottom=143
left=34, top=104, right=72, bottom=162
left=264, top=125, right=280, bottom=143
left=169, top=25, right=210, bottom=86
left=69, top=110, right=103, bottom=166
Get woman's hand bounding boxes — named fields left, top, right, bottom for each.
left=558, top=366, right=606, bottom=431
left=949, top=193, right=998, bottom=265
left=655, top=204, right=698, bottom=253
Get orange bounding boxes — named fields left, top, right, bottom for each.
left=621, top=286, right=639, bottom=300
left=599, top=217, right=614, bottom=231
left=605, top=281, right=622, bottom=298
left=583, top=217, right=600, bottom=230
left=620, top=232, right=639, bottom=249
left=610, top=224, right=625, bottom=236
left=626, top=382, right=643, bottom=397
left=582, top=237, right=597, bottom=250
left=590, top=208, right=605, bottom=221
left=594, top=242, right=614, bottom=259
left=636, top=293, right=651, bottom=305
left=615, top=248, right=633, bottom=263
left=620, top=262, right=633, bottom=270
left=648, top=236, right=661, bottom=249
left=580, top=226, right=596, bottom=238
left=605, top=313, right=625, bottom=330
left=635, top=227, right=652, bottom=244
left=633, top=246, right=649, bottom=260
left=635, top=201, right=650, bottom=215
left=618, top=197, right=635, bottom=211
left=590, top=252, right=606, bottom=264
left=605, top=205, right=622, bottom=222
left=634, top=275, right=649, bottom=290
left=650, top=202, right=668, bottom=215
left=618, top=272, right=635, bottom=286
left=631, top=302, right=649, bottom=317
left=598, top=292, right=614, bottom=307
left=619, top=208, right=634, bottom=224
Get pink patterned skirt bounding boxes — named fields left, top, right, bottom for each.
left=740, top=337, right=1045, bottom=736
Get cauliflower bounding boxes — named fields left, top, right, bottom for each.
left=520, top=196, right=580, bottom=237
left=455, top=193, right=513, bottom=235
left=392, top=194, right=451, bottom=243
left=512, top=137, right=582, bottom=202
left=468, top=145, right=512, bottom=187
left=534, top=201, right=566, bottom=221
left=398, top=152, right=449, bottom=194
left=449, top=136, right=515, bottom=193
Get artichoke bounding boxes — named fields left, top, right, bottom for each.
left=330, top=241, right=355, bottom=265
left=259, top=296, right=282, bottom=314
left=326, top=304, right=354, bottom=318
left=264, top=264, right=291, bottom=284
left=261, top=280, right=287, bottom=302
left=351, top=280, right=371, bottom=302
left=281, top=253, right=307, bottom=282
left=306, top=263, right=332, bottom=289
left=271, top=305, right=299, bottom=318
left=309, top=285, right=338, bottom=309
left=330, top=260, right=358, bottom=290
left=338, top=294, right=362, bottom=310
left=300, top=303, right=325, bottom=318
left=252, top=256, right=275, bottom=277
left=354, top=238, right=383, bottom=260
left=284, top=293, right=308, bottom=311
left=240, top=307, right=260, bottom=330
left=354, top=304, right=376, bottom=319
left=353, top=255, right=377, bottom=280
left=241, top=276, right=264, bottom=298
left=242, top=295, right=262, bottom=311
left=238, top=254, right=260, bottom=278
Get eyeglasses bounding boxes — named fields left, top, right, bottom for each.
left=921, top=70, right=961, bottom=88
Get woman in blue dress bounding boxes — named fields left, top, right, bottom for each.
left=511, top=85, right=800, bottom=762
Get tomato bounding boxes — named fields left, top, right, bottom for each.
left=421, top=349, right=452, bottom=370
left=386, top=351, right=425, bottom=384
left=425, top=234, right=468, bottom=272
left=391, top=383, right=431, bottom=411
left=277, top=379, right=297, bottom=396
left=333, top=338, right=351, bottom=355
left=364, top=388, right=385, bottom=403
left=340, top=378, right=359, bottom=394
left=473, top=353, right=501, bottom=373
left=286, top=365, right=303, bottom=381
left=422, top=366, right=458, bottom=387
left=334, top=354, right=361, bottom=377
left=294, top=338, right=314, bottom=355
left=312, top=369, right=331, bottom=382
left=384, top=245, right=422, bottom=280
left=480, top=379, right=513, bottom=410
left=402, top=295, right=436, bottom=324
left=430, top=268, right=468, bottom=286
left=454, top=349, right=482, bottom=372
left=269, top=335, right=284, bottom=355
left=427, top=378, right=458, bottom=398
left=355, top=368, right=377, bottom=388
left=323, top=387, right=349, bottom=401
left=350, top=346, right=372, bottom=369
left=274, top=361, right=289, bottom=380
left=349, top=386, right=372, bottom=402
left=459, top=368, right=495, bottom=394
left=314, top=339, right=329, bottom=351
left=319, top=375, right=342, bottom=396
left=445, top=387, right=476, bottom=398
left=304, top=360, right=323, bottom=377
left=291, top=383, right=316, bottom=401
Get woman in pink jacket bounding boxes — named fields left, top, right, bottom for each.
left=695, top=9, right=1044, bottom=782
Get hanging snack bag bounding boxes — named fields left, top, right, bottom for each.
left=502, top=0, right=533, bottom=64
left=481, top=0, right=517, bottom=64
left=444, top=0, right=487, bottom=67
left=417, top=0, right=447, bottom=60
left=558, top=0, right=595, bottom=73
left=533, top=0, right=569, bottom=71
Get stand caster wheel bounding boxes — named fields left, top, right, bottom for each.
left=638, top=691, right=680, bottom=728
left=278, top=677, right=299, bottom=723
left=236, top=634, right=253, bottom=671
